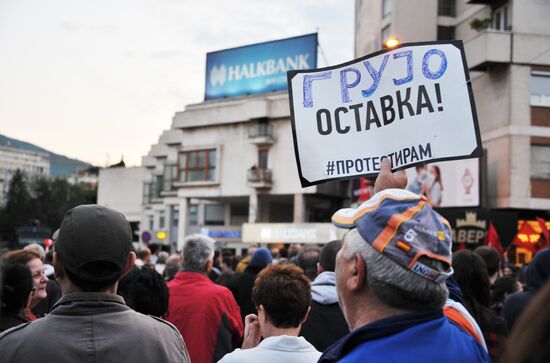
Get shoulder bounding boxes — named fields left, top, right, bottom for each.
left=0, top=321, right=31, bottom=340
left=218, top=348, right=255, bottom=363
left=129, top=310, right=183, bottom=338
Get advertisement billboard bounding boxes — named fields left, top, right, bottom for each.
left=205, top=33, right=318, bottom=100
left=405, top=158, right=480, bottom=207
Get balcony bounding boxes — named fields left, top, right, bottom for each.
left=464, top=30, right=511, bottom=71
left=247, top=168, right=272, bottom=189
left=248, top=123, right=275, bottom=145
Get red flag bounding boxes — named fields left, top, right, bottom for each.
left=536, top=217, right=549, bottom=245
left=484, top=223, right=504, bottom=255
left=512, top=222, right=539, bottom=253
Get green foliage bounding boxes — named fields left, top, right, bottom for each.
left=0, top=171, right=96, bottom=244
left=470, top=17, right=493, bottom=32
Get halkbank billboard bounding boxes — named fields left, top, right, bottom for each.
left=205, top=33, right=317, bottom=100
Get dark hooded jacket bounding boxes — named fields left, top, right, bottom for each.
left=502, top=248, right=550, bottom=329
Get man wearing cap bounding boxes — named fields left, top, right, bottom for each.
left=318, top=159, right=489, bottom=363
left=0, top=205, right=191, bottom=363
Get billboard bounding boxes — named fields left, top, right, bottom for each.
left=405, top=158, right=480, bottom=207
left=205, top=33, right=318, bottom=100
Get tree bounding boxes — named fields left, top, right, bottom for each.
left=0, top=170, right=32, bottom=244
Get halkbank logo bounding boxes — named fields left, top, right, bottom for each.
left=205, top=33, right=318, bottom=100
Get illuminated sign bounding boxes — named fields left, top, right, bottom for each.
left=205, top=33, right=317, bottom=100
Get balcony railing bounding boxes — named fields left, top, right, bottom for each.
left=247, top=168, right=272, bottom=188
left=248, top=123, right=275, bottom=145
left=464, top=30, right=511, bottom=71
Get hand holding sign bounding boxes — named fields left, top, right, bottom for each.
left=288, top=41, right=482, bottom=187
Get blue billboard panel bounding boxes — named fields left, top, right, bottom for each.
left=205, top=33, right=317, bottom=100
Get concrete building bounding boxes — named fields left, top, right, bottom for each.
left=355, top=0, right=550, bottom=211
left=0, top=145, right=50, bottom=205
left=141, top=91, right=347, bottom=252
left=355, top=0, right=550, bottom=260
left=97, top=166, right=150, bottom=243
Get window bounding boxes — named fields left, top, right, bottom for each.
left=178, top=149, right=216, bottom=182
left=437, top=26, right=455, bottom=41
left=153, top=175, right=163, bottom=198
left=258, top=149, right=269, bottom=170
left=189, top=205, right=199, bottom=226
left=531, top=72, right=550, bottom=107
left=531, top=145, right=550, bottom=179
left=437, top=0, right=455, bottom=17
left=382, top=0, right=392, bottom=18
left=492, top=4, right=510, bottom=31
left=381, top=24, right=391, bottom=44
left=159, top=211, right=166, bottom=229
left=163, top=164, right=176, bottom=191
left=205, top=204, right=225, bottom=226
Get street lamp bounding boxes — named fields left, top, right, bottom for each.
left=384, top=37, right=399, bottom=49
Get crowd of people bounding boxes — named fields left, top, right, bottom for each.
left=0, top=159, right=549, bottom=362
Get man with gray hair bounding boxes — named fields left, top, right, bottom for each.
left=166, top=234, right=243, bottom=363
left=318, top=160, right=489, bottom=363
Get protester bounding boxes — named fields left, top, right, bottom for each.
left=318, top=159, right=489, bottom=363
left=229, top=247, right=272, bottom=320
left=300, top=240, right=349, bottom=351
left=297, top=245, right=321, bottom=281
left=0, top=205, right=190, bottom=363
left=452, top=250, right=508, bottom=362
left=1, top=249, right=48, bottom=320
left=164, top=253, right=182, bottom=281
left=155, top=250, right=169, bottom=275
left=491, top=276, right=522, bottom=315
left=217, top=255, right=236, bottom=287
left=135, top=246, right=152, bottom=268
left=166, top=234, right=243, bottom=363
left=0, top=263, right=34, bottom=332
left=502, top=248, right=550, bottom=329
left=24, top=241, right=62, bottom=317
left=500, top=280, right=550, bottom=363
left=236, top=246, right=257, bottom=273
left=474, top=246, right=502, bottom=284
left=117, top=265, right=169, bottom=318
left=219, top=264, right=321, bottom=363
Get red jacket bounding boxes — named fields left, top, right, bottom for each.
left=167, top=271, right=243, bottom=363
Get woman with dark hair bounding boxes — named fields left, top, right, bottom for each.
left=1, top=263, right=34, bottom=332
left=219, top=264, right=321, bottom=363
left=452, top=250, right=508, bottom=362
left=117, top=266, right=169, bottom=318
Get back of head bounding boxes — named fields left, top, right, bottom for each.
left=164, top=254, right=182, bottom=281
left=1, top=263, right=34, bottom=315
left=474, top=246, right=501, bottom=277
left=252, top=263, right=311, bottom=328
left=55, top=204, right=133, bottom=292
left=249, top=247, right=273, bottom=269
left=452, top=250, right=491, bottom=308
left=157, top=251, right=169, bottom=264
left=182, top=234, right=215, bottom=272
left=118, top=266, right=169, bottom=317
left=491, top=276, right=520, bottom=305
left=319, top=240, right=342, bottom=272
left=297, top=246, right=320, bottom=280
left=137, top=247, right=152, bottom=261
left=525, top=248, right=550, bottom=290
left=332, top=189, right=453, bottom=311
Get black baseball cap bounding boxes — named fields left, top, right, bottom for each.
left=55, top=204, right=133, bottom=282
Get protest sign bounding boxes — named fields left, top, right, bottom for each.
left=288, top=41, right=482, bottom=187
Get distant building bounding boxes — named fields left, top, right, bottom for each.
left=0, top=145, right=50, bottom=205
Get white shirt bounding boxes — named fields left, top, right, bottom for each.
left=218, top=335, right=321, bottom=363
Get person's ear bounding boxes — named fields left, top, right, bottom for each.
left=301, top=306, right=311, bottom=324
left=53, top=252, right=65, bottom=280
left=206, top=259, right=213, bottom=273
left=347, top=254, right=366, bottom=292
left=123, top=252, right=136, bottom=275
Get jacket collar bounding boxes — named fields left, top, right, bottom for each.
left=50, top=292, right=127, bottom=314
left=318, top=309, right=442, bottom=363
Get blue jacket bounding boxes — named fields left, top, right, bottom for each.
left=318, top=309, right=489, bottom=363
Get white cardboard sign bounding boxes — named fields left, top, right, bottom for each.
left=288, top=41, right=482, bottom=187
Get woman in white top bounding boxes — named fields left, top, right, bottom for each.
left=218, top=264, right=321, bottom=363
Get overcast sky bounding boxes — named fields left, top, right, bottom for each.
left=0, top=0, right=354, bottom=166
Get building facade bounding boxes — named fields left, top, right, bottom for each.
left=141, top=92, right=348, bottom=251
left=355, top=0, right=550, bottom=260
left=0, top=145, right=50, bottom=205
left=355, top=0, right=550, bottom=210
